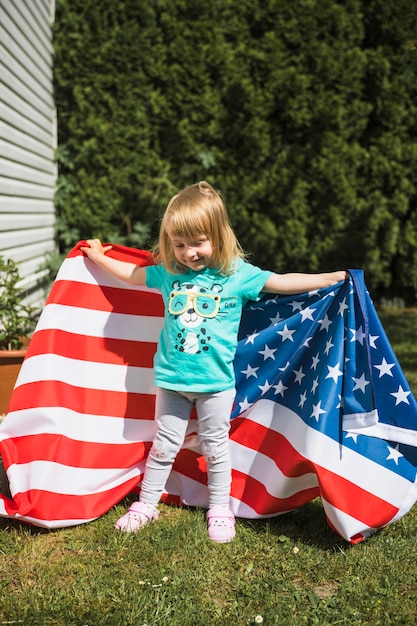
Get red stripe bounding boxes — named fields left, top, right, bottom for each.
left=172, top=449, right=208, bottom=485
left=231, top=418, right=399, bottom=526
left=168, top=447, right=319, bottom=513
left=231, top=469, right=320, bottom=514
left=28, top=329, right=157, bottom=368
left=314, top=466, right=399, bottom=528
left=9, top=381, right=156, bottom=419
left=68, top=242, right=156, bottom=266
left=230, top=417, right=314, bottom=478
left=0, top=435, right=151, bottom=469
left=6, top=481, right=141, bottom=523
left=47, top=279, right=165, bottom=317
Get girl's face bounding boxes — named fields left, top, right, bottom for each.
left=168, top=231, right=214, bottom=271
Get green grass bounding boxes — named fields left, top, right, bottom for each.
left=1, top=308, right=417, bottom=626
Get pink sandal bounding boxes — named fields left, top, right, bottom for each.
left=206, top=506, right=236, bottom=543
left=115, top=502, right=159, bottom=533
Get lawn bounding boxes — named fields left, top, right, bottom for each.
left=0, top=307, right=416, bottom=626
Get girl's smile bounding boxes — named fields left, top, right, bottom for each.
left=169, top=233, right=214, bottom=271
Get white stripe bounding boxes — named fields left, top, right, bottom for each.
left=343, top=409, right=379, bottom=429
left=164, top=471, right=209, bottom=508
left=0, top=513, right=100, bottom=529
left=164, top=465, right=306, bottom=519
left=230, top=497, right=296, bottom=519
left=347, top=421, right=417, bottom=448
left=389, top=475, right=417, bottom=523
left=15, top=354, right=156, bottom=394
left=8, top=461, right=144, bottom=497
left=56, top=255, right=160, bottom=294
left=36, top=303, right=164, bottom=342
left=244, top=399, right=412, bottom=507
left=0, top=408, right=157, bottom=444
left=230, top=439, right=318, bottom=499
left=321, top=497, right=377, bottom=541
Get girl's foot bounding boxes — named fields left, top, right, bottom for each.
left=115, top=502, right=159, bottom=532
left=206, top=506, right=236, bottom=543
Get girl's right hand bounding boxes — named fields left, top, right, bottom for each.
left=80, top=238, right=113, bottom=261
left=79, top=239, right=147, bottom=285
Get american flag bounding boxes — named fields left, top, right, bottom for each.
left=1, top=243, right=417, bottom=543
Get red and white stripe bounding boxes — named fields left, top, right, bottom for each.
left=0, top=243, right=414, bottom=542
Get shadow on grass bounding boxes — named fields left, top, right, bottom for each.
left=237, top=499, right=354, bottom=551
left=0, top=516, right=51, bottom=536
left=0, top=494, right=381, bottom=556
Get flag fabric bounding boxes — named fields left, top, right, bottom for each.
left=1, top=242, right=417, bottom=543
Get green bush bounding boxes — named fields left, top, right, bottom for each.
left=53, top=0, right=417, bottom=302
left=0, top=256, right=36, bottom=350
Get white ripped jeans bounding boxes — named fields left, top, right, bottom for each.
left=139, top=387, right=236, bottom=508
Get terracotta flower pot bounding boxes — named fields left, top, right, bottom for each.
left=0, top=348, right=27, bottom=415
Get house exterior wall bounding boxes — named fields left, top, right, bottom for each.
left=0, top=0, right=57, bottom=308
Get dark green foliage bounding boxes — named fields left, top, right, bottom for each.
left=0, top=256, right=36, bottom=350
left=54, top=0, right=417, bottom=301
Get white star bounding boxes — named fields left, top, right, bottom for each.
left=289, top=300, right=303, bottom=311
left=310, top=401, right=326, bottom=421
left=258, top=345, right=277, bottom=360
left=241, top=364, right=259, bottom=379
left=337, top=394, right=344, bottom=409
left=273, top=380, right=288, bottom=397
left=269, top=312, right=283, bottom=325
left=303, top=336, right=313, bottom=348
left=318, top=314, right=332, bottom=332
left=324, top=338, right=334, bottom=355
left=350, top=325, right=366, bottom=345
left=374, top=358, right=395, bottom=378
left=338, top=298, right=349, bottom=316
left=239, top=398, right=252, bottom=412
left=386, top=444, right=403, bottom=465
left=245, top=331, right=259, bottom=345
left=345, top=432, right=358, bottom=443
left=311, top=353, right=320, bottom=371
left=326, top=362, right=344, bottom=383
left=369, top=334, right=379, bottom=349
left=311, top=376, right=319, bottom=393
left=299, top=306, right=315, bottom=322
left=352, top=373, right=370, bottom=393
left=277, top=324, right=296, bottom=342
left=259, top=380, right=272, bottom=395
left=299, top=391, right=307, bottom=408
left=391, top=385, right=411, bottom=406
left=293, top=366, right=305, bottom=384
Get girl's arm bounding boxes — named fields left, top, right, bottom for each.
left=80, top=239, right=147, bottom=286
left=263, top=270, right=347, bottom=295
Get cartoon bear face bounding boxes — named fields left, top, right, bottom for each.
left=168, top=281, right=223, bottom=329
left=168, top=281, right=224, bottom=354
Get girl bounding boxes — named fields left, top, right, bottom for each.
left=81, top=181, right=346, bottom=543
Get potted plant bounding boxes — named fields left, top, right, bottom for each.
left=0, top=255, right=37, bottom=415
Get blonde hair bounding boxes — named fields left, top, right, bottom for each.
left=154, top=181, right=245, bottom=274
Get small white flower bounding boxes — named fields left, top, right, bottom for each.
left=255, top=616, right=264, bottom=624
left=162, top=576, right=169, bottom=583
left=293, top=546, right=300, bottom=554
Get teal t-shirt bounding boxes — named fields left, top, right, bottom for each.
left=146, top=259, right=273, bottom=392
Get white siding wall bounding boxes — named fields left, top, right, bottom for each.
left=0, top=0, right=56, bottom=308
